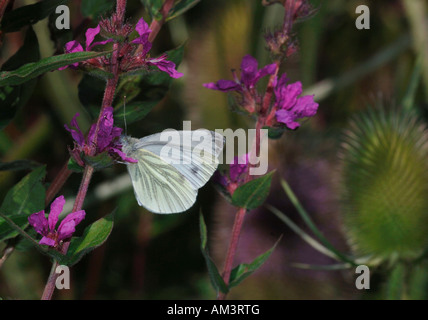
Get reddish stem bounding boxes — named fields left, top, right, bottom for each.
left=218, top=207, right=246, bottom=300
left=218, top=64, right=279, bottom=300
left=148, top=0, right=175, bottom=42
left=45, top=162, right=72, bottom=206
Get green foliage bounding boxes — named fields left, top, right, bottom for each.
left=0, top=51, right=110, bottom=87
left=166, top=0, right=201, bottom=22
left=228, top=237, right=280, bottom=289
left=341, top=108, right=428, bottom=260
left=231, top=171, right=275, bottom=210
left=65, top=212, right=115, bottom=266
left=199, top=212, right=228, bottom=295
left=0, top=27, right=40, bottom=130
left=81, top=0, right=114, bottom=18
left=0, top=166, right=46, bottom=241
left=0, top=160, right=41, bottom=172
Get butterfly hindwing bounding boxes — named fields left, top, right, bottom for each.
left=122, top=130, right=224, bottom=214
left=125, top=147, right=197, bottom=214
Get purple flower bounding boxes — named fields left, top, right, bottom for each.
left=59, top=24, right=113, bottom=70
left=28, top=196, right=85, bottom=248
left=203, top=55, right=277, bottom=93
left=214, top=154, right=249, bottom=195
left=65, top=107, right=137, bottom=164
left=272, top=74, right=318, bottom=129
left=130, top=18, right=183, bottom=79
left=147, top=54, right=183, bottom=79
left=229, top=154, right=250, bottom=183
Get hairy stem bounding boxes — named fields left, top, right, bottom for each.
left=148, top=0, right=175, bottom=42
left=218, top=207, right=246, bottom=300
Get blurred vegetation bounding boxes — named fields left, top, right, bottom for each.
left=0, top=0, right=427, bottom=300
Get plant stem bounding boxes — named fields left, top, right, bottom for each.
left=218, top=207, right=246, bottom=300
left=219, top=112, right=268, bottom=300
left=148, top=0, right=175, bottom=42
left=45, top=162, right=72, bottom=206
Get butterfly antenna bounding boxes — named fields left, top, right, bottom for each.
left=123, top=95, right=128, bottom=137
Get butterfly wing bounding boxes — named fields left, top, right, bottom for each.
left=125, top=147, right=197, bottom=214
left=123, top=130, right=224, bottom=214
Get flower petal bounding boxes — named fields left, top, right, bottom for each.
left=57, top=210, right=86, bottom=240
left=254, top=63, right=277, bottom=84
left=97, top=107, right=115, bottom=151
left=294, top=95, right=319, bottom=118
left=275, top=81, right=302, bottom=111
left=275, top=109, right=300, bottom=129
left=64, top=113, right=85, bottom=147
left=110, top=147, right=138, bottom=163
left=59, top=41, right=84, bottom=70
left=135, top=17, right=152, bottom=37
left=203, top=80, right=241, bottom=92
left=149, top=55, right=183, bottom=79
left=57, top=220, right=76, bottom=241
left=48, top=195, right=65, bottom=231
left=240, top=55, right=258, bottom=88
left=85, top=25, right=101, bottom=50
left=39, top=236, right=56, bottom=247
left=28, top=210, right=48, bottom=236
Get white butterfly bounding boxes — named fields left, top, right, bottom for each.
left=121, top=130, right=224, bottom=214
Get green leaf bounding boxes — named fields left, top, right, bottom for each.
left=1, top=0, right=69, bottom=33
left=0, top=26, right=40, bottom=130
left=385, top=263, right=406, bottom=300
left=81, top=0, right=114, bottom=18
left=267, top=205, right=340, bottom=260
left=199, top=212, right=228, bottom=294
left=65, top=212, right=114, bottom=266
left=67, top=157, right=84, bottom=173
left=279, top=179, right=357, bottom=266
left=228, top=236, right=281, bottom=289
left=84, top=152, right=115, bottom=170
left=140, top=0, right=163, bottom=21
left=0, top=160, right=42, bottom=172
left=0, top=51, right=110, bottom=87
left=265, top=126, right=287, bottom=140
left=114, top=101, right=158, bottom=126
left=0, top=166, right=46, bottom=241
left=232, top=171, right=275, bottom=210
left=166, top=0, right=201, bottom=21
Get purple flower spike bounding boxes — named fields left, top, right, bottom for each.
left=273, top=74, right=319, bottom=129
left=65, top=108, right=138, bottom=165
left=28, top=195, right=86, bottom=248
left=204, top=54, right=277, bottom=93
